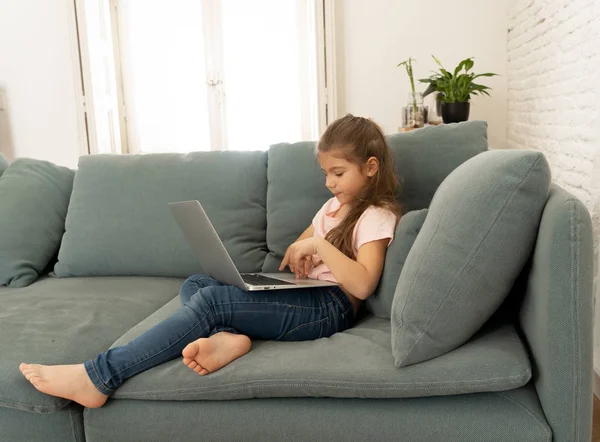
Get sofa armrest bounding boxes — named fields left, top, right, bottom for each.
left=518, top=184, right=594, bottom=442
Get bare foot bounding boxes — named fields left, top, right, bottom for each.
left=182, top=332, right=251, bottom=375
left=19, top=363, right=108, bottom=408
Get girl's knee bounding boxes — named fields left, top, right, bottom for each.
left=187, top=285, right=218, bottom=310
left=179, top=274, right=215, bottom=304
left=183, top=273, right=212, bottom=286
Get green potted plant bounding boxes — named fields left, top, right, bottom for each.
left=397, top=57, right=424, bottom=128
left=419, top=56, right=497, bottom=124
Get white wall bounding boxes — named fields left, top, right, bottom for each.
left=507, top=0, right=600, bottom=376
left=334, top=0, right=509, bottom=150
left=0, top=0, right=509, bottom=168
left=0, top=0, right=84, bottom=169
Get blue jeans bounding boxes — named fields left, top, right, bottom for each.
left=84, top=274, right=355, bottom=395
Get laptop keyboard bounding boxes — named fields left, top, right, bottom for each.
left=241, top=273, right=295, bottom=286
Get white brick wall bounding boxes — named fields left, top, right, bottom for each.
left=507, top=0, right=600, bottom=369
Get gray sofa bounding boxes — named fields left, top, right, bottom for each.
left=0, top=121, right=593, bottom=442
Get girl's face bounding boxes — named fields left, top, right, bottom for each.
left=317, top=149, right=372, bottom=205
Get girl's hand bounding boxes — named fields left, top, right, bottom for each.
left=279, top=238, right=316, bottom=278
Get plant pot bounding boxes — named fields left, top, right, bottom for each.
left=441, top=102, right=470, bottom=124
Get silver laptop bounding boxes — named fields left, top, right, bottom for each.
left=168, top=200, right=339, bottom=291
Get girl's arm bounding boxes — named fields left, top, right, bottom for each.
left=315, top=237, right=388, bottom=300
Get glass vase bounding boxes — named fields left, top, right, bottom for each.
left=405, top=92, right=425, bottom=128
left=427, top=92, right=443, bottom=125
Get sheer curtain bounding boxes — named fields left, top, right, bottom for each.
left=117, top=0, right=211, bottom=153
left=116, top=0, right=319, bottom=153
left=221, top=0, right=316, bottom=151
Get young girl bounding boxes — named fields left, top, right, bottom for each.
left=19, top=114, right=401, bottom=409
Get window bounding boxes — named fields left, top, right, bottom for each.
left=117, top=0, right=211, bottom=153
left=75, top=0, right=336, bottom=154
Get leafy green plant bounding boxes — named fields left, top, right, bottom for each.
left=397, top=57, right=418, bottom=113
left=419, top=56, right=497, bottom=104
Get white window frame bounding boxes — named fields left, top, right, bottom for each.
left=71, top=0, right=337, bottom=154
left=70, top=0, right=127, bottom=155
left=201, top=0, right=228, bottom=151
left=108, top=0, right=130, bottom=154
left=315, top=0, right=337, bottom=134
left=66, top=0, right=90, bottom=157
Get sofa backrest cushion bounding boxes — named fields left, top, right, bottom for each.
left=0, top=159, right=74, bottom=287
left=391, top=149, right=551, bottom=367
left=366, top=209, right=428, bottom=318
left=262, top=142, right=332, bottom=272
left=388, top=121, right=489, bottom=212
left=54, top=152, right=267, bottom=278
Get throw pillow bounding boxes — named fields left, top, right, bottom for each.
left=0, top=158, right=75, bottom=287
left=365, top=209, right=428, bottom=319
left=391, top=149, right=551, bottom=367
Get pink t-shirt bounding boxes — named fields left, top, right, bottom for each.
left=307, top=197, right=397, bottom=282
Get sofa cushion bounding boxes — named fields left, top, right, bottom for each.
left=0, top=153, right=8, bottom=176
left=0, top=159, right=74, bottom=288
left=108, top=295, right=531, bottom=401
left=366, top=209, right=428, bottom=319
left=391, top=149, right=551, bottom=368
left=262, top=142, right=332, bottom=273
left=0, top=276, right=184, bottom=413
left=54, top=152, right=267, bottom=278
left=387, top=121, right=489, bottom=212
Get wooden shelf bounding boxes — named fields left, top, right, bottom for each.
left=398, top=123, right=442, bottom=133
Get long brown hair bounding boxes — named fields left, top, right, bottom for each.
left=317, top=114, right=402, bottom=259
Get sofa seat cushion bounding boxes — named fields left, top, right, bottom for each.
left=110, top=296, right=532, bottom=401
left=0, top=276, right=185, bottom=413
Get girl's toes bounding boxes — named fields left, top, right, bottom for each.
left=199, top=368, right=210, bottom=376
left=182, top=357, right=192, bottom=365
left=194, top=366, right=202, bottom=374
left=188, top=361, right=197, bottom=369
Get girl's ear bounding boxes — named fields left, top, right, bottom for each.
left=366, top=156, right=379, bottom=177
